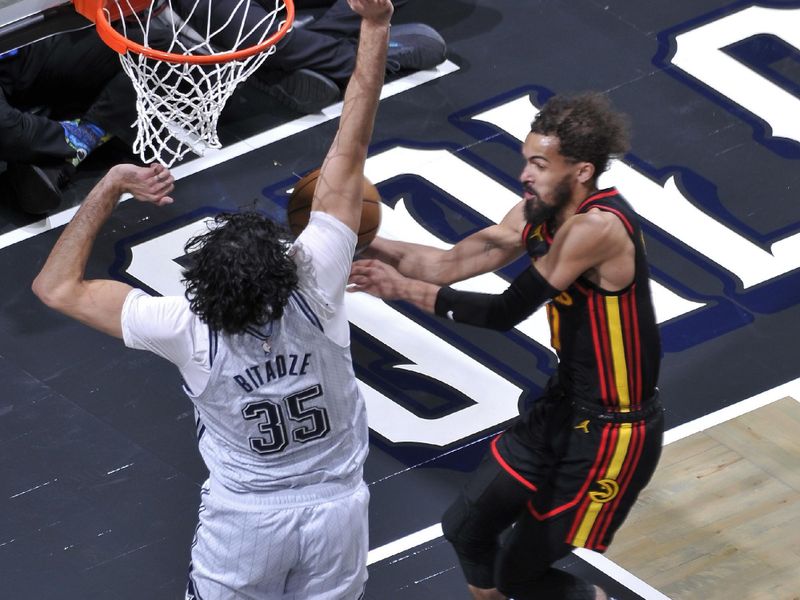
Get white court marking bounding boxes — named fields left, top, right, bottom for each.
left=0, top=60, right=459, bottom=252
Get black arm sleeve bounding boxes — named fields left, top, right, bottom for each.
left=433, top=267, right=560, bottom=331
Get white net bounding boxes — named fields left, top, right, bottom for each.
left=107, top=0, right=290, bottom=167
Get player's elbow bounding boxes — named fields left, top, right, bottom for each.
left=482, top=288, right=540, bottom=331
left=32, top=275, right=72, bottom=312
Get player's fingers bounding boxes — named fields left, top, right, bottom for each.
left=143, top=195, right=173, bottom=207
left=347, top=282, right=368, bottom=294
left=348, top=270, right=379, bottom=290
left=147, top=164, right=163, bottom=183
left=348, top=273, right=367, bottom=286
left=150, top=165, right=173, bottom=186
left=349, top=263, right=371, bottom=277
left=350, top=269, right=380, bottom=287
left=356, top=259, right=383, bottom=271
left=151, top=179, right=174, bottom=199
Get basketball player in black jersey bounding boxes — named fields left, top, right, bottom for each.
left=349, top=93, right=664, bottom=600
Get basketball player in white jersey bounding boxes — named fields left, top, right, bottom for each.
left=32, top=1, right=393, bottom=597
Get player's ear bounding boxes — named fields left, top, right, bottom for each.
left=576, top=161, right=595, bottom=184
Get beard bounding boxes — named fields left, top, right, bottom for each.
left=524, top=195, right=558, bottom=228
left=523, top=175, right=573, bottom=227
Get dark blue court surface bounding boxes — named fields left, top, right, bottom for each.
left=2, top=1, right=800, bottom=598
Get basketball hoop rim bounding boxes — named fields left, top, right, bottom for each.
left=93, top=0, right=294, bottom=64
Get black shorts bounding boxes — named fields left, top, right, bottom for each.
left=442, top=388, right=663, bottom=595
left=495, top=386, right=664, bottom=551
left=442, top=451, right=577, bottom=594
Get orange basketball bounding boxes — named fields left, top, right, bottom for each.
left=287, top=168, right=382, bottom=253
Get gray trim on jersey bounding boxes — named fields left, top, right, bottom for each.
left=208, top=327, right=218, bottom=367
left=194, top=407, right=206, bottom=441
left=185, top=484, right=209, bottom=600
left=185, top=567, right=205, bottom=600
left=290, top=290, right=324, bottom=332
left=244, top=321, right=273, bottom=341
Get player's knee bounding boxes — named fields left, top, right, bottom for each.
left=441, top=495, right=497, bottom=560
left=442, top=494, right=506, bottom=590
left=441, top=496, right=468, bottom=545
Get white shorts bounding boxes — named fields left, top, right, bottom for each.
left=186, top=477, right=369, bottom=600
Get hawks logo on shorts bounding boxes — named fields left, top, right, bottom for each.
left=588, top=478, right=620, bottom=504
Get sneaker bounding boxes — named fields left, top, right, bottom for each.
left=386, top=23, right=447, bottom=73
left=250, top=68, right=341, bottom=114
left=5, top=162, right=74, bottom=215
left=60, top=119, right=110, bottom=166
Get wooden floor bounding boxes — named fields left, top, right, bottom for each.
left=607, top=397, right=800, bottom=600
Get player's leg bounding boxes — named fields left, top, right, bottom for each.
left=0, top=30, right=128, bottom=214
left=187, top=480, right=300, bottom=599
left=492, top=401, right=665, bottom=599
left=283, top=480, right=370, bottom=599
left=495, top=511, right=602, bottom=600
left=0, top=31, right=119, bottom=166
left=32, top=30, right=121, bottom=118
left=441, top=452, right=533, bottom=599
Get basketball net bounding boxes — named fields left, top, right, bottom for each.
left=79, top=0, right=294, bottom=167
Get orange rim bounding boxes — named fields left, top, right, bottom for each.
left=94, top=0, right=295, bottom=64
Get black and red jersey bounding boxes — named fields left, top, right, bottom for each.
left=523, top=188, right=661, bottom=412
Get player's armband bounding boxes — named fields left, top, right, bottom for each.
left=434, top=267, right=559, bottom=330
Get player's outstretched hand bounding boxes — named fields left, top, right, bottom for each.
left=347, top=0, right=393, bottom=24
left=107, top=163, right=175, bottom=206
left=348, top=258, right=407, bottom=300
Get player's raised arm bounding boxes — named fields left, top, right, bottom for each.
left=32, top=163, right=174, bottom=338
left=311, top=0, right=392, bottom=234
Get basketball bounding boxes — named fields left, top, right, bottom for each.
left=287, top=168, right=382, bottom=253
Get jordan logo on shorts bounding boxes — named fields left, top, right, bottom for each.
left=574, top=419, right=590, bottom=433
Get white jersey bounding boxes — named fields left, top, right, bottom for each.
left=124, top=212, right=369, bottom=599
left=122, top=212, right=367, bottom=496
left=190, top=290, right=368, bottom=493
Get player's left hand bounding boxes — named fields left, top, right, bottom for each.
left=348, top=258, right=406, bottom=300
left=107, top=163, right=175, bottom=206
left=347, top=0, right=393, bottom=24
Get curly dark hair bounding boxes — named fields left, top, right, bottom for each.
left=182, top=212, right=299, bottom=335
left=531, top=92, right=630, bottom=182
